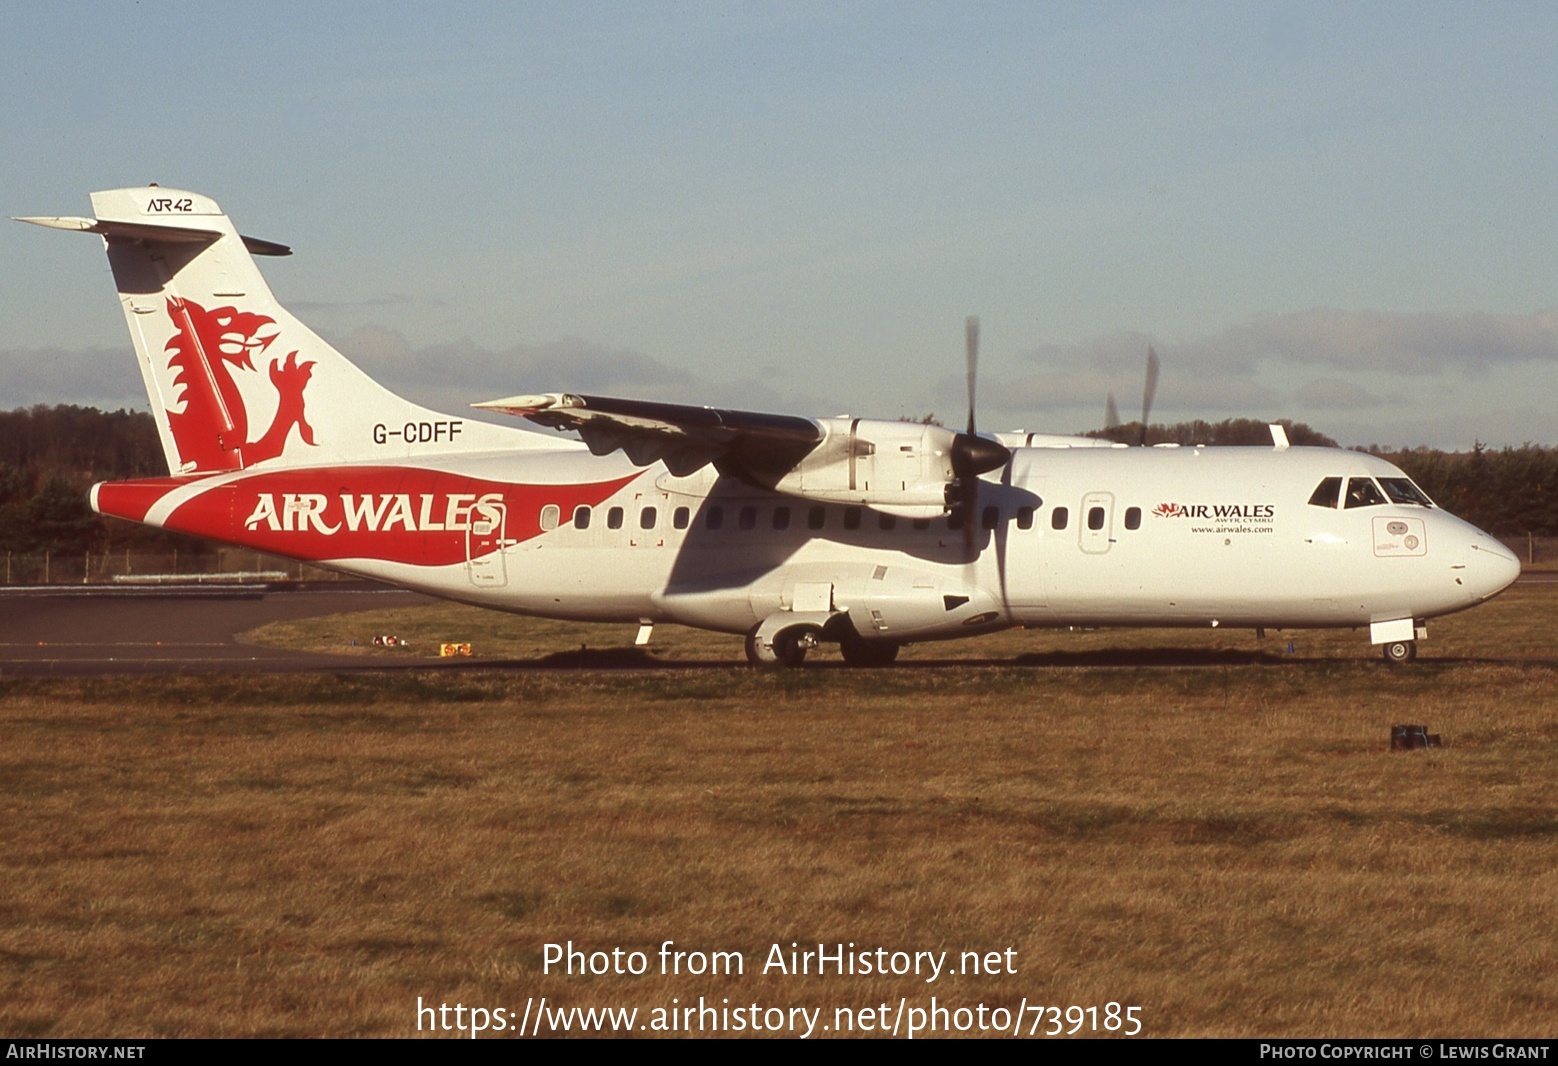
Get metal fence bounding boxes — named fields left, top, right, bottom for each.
left=0, top=548, right=347, bottom=586
left=1502, top=535, right=1558, bottom=568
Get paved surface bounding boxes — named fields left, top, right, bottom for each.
left=0, top=585, right=433, bottom=676
left=2, top=572, right=1550, bottom=677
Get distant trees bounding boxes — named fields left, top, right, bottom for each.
left=0, top=405, right=207, bottom=555
left=0, top=405, right=1553, bottom=551
left=1085, top=417, right=1339, bottom=448
left=1370, top=443, right=1558, bottom=537
left=1083, top=418, right=1558, bottom=535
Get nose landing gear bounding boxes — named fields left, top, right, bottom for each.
left=1382, top=639, right=1418, bottom=664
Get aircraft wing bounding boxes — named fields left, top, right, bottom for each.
left=474, top=393, right=822, bottom=478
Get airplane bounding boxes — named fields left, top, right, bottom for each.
left=13, top=187, right=1521, bottom=666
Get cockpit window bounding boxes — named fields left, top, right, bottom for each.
left=1378, top=477, right=1435, bottom=507
left=1344, top=477, right=1387, bottom=509
left=1308, top=477, right=1342, bottom=508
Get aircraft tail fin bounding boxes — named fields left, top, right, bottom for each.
left=17, top=187, right=535, bottom=476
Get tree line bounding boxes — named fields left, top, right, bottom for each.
left=1088, top=417, right=1558, bottom=535
left=0, top=406, right=200, bottom=554
left=1, top=406, right=1555, bottom=554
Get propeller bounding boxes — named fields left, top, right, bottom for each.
left=948, top=315, right=1011, bottom=557
left=1105, top=392, right=1121, bottom=430
left=1138, top=344, right=1160, bottom=447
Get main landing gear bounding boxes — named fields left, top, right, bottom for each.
left=1381, top=639, right=1418, bottom=664
left=744, top=620, right=902, bottom=668
left=745, top=624, right=820, bottom=668
left=837, top=627, right=901, bottom=667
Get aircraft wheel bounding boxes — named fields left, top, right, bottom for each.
left=770, top=627, right=813, bottom=668
left=745, top=625, right=815, bottom=668
left=838, top=631, right=901, bottom=667
left=744, top=628, right=777, bottom=666
left=1382, top=639, right=1417, bottom=664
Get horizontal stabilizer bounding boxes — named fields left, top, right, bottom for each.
left=12, top=214, right=289, bottom=255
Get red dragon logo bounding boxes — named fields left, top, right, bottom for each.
left=1152, top=502, right=1185, bottom=518
left=163, top=296, right=316, bottom=471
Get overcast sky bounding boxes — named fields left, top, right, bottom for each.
left=5, top=1, right=1558, bottom=449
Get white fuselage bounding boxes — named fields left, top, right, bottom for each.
left=211, top=442, right=1514, bottom=644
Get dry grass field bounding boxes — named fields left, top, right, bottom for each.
left=1, top=587, right=1555, bottom=1038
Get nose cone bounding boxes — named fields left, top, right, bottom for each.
left=1465, top=535, right=1521, bottom=601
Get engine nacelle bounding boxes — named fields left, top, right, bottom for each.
left=764, top=418, right=957, bottom=518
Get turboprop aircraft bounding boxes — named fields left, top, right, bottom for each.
left=14, top=187, right=1521, bottom=665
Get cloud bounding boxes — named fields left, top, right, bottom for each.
left=990, top=307, right=1558, bottom=431
left=980, top=364, right=1280, bottom=417
left=1199, top=308, right=1558, bottom=375
left=0, top=327, right=840, bottom=428
left=330, top=327, right=838, bottom=424
left=335, top=328, right=700, bottom=398
left=1292, top=376, right=1383, bottom=409
left=1017, top=308, right=1558, bottom=380
left=0, top=346, right=146, bottom=411
left=290, top=293, right=444, bottom=313
left=8, top=307, right=1554, bottom=452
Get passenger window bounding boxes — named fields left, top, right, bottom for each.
left=1051, top=507, right=1069, bottom=530
left=1124, top=506, right=1141, bottom=530
left=540, top=504, right=560, bottom=531
left=573, top=505, right=592, bottom=530
left=773, top=506, right=791, bottom=530
left=879, top=513, right=896, bottom=530
left=807, top=506, right=826, bottom=530
left=947, top=511, right=965, bottom=531
left=1345, top=477, right=1386, bottom=509
left=1308, top=477, right=1342, bottom=508
left=1016, top=506, right=1034, bottom=530
left=705, top=506, right=724, bottom=530
left=1087, top=507, right=1105, bottom=531
left=843, top=507, right=862, bottom=531
left=912, top=518, right=930, bottom=531
left=672, top=506, right=690, bottom=529
left=981, top=506, right=999, bottom=531
left=739, top=506, right=758, bottom=530
left=607, top=506, right=624, bottom=530
left=640, top=506, right=657, bottom=530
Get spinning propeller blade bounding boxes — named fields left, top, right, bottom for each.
left=949, top=315, right=1010, bottom=558
left=1138, top=344, right=1160, bottom=447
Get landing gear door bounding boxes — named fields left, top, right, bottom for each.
left=466, top=500, right=508, bottom=587
left=1079, top=492, right=1114, bottom=555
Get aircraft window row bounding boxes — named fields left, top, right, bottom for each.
left=1307, top=476, right=1434, bottom=510
left=574, top=504, right=691, bottom=531
left=555, top=501, right=1152, bottom=536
